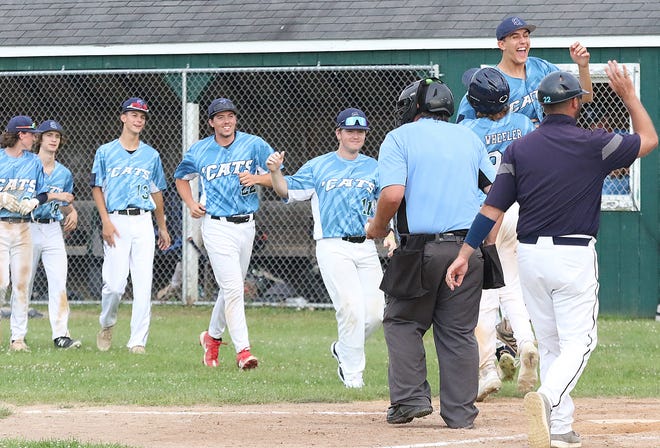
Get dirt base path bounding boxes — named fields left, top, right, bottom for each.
left=1, top=398, right=659, bottom=447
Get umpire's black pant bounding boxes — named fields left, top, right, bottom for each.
left=383, top=239, right=483, bottom=428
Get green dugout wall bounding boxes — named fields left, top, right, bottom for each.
left=1, top=46, right=657, bottom=317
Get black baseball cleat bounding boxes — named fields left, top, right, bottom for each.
left=54, top=336, right=82, bottom=349
left=386, top=404, right=434, bottom=424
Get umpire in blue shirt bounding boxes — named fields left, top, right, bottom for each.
left=367, top=78, right=496, bottom=429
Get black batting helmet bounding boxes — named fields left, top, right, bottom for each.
left=467, top=68, right=510, bottom=115
left=537, top=71, right=590, bottom=105
left=396, top=78, right=454, bottom=125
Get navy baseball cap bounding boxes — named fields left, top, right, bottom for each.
left=37, top=119, right=64, bottom=135
left=6, top=115, right=39, bottom=133
left=121, top=97, right=150, bottom=114
left=335, top=108, right=370, bottom=130
left=496, top=16, right=536, bottom=40
left=208, top=98, right=237, bottom=118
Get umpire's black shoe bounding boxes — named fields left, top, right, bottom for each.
left=386, top=403, right=434, bottom=424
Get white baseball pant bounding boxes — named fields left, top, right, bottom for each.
left=0, top=222, right=34, bottom=342
left=99, top=212, right=155, bottom=348
left=475, top=202, right=535, bottom=369
left=518, top=236, right=599, bottom=434
left=316, top=238, right=384, bottom=381
left=203, top=215, right=255, bottom=353
left=28, top=221, right=71, bottom=339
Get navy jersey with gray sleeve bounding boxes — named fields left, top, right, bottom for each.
left=284, top=152, right=378, bottom=240
left=457, top=58, right=559, bottom=124
left=90, top=139, right=167, bottom=211
left=173, top=131, right=274, bottom=216
left=486, top=114, right=640, bottom=238
left=0, top=150, right=48, bottom=219
left=32, top=162, right=74, bottom=221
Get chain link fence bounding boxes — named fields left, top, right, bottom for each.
left=565, top=63, right=639, bottom=210
left=1, top=63, right=637, bottom=307
left=0, top=65, right=434, bottom=306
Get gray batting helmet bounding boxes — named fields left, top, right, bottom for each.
left=396, top=78, right=454, bottom=125
left=537, top=71, right=590, bottom=105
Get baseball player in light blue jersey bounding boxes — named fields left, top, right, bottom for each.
left=26, top=120, right=82, bottom=349
left=456, top=16, right=592, bottom=125
left=267, top=108, right=394, bottom=388
left=459, top=68, right=538, bottom=402
left=91, top=98, right=171, bottom=354
left=0, top=115, right=52, bottom=351
left=175, top=97, right=274, bottom=370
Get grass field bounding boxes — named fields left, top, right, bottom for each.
left=0, top=305, right=658, bottom=447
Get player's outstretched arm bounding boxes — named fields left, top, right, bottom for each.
left=605, top=60, right=658, bottom=158
left=238, top=171, right=273, bottom=188
left=266, top=151, right=289, bottom=198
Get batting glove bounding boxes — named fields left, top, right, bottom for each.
left=0, top=192, right=20, bottom=212
left=18, top=198, right=40, bottom=215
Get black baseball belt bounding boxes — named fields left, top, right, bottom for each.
left=400, top=230, right=468, bottom=246
left=111, top=208, right=147, bottom=216
left=519, top=236, right=591, bottom=247
left=0, top=217, right=31, bottom=223
left=341, top=236, right=366, bottom=243
left=210, top=214, right=253, bottom=224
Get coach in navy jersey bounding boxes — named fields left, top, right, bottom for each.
left=267, top=108, right=394, bottom=388
left=175, top=97, right=274, bottom=370
left=456, top=16, right=592, bottom=125
left=446, top=62, right=657, bottom=448
left=367, top=79, right=496, bottom=429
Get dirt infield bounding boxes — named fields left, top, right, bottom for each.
left=1, top=398, right=659, bottom=447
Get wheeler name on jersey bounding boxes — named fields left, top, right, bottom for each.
left=484, top=129, right=524, bottom=145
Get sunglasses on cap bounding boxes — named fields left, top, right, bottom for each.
left=341, top=116, right=368, bottom=127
